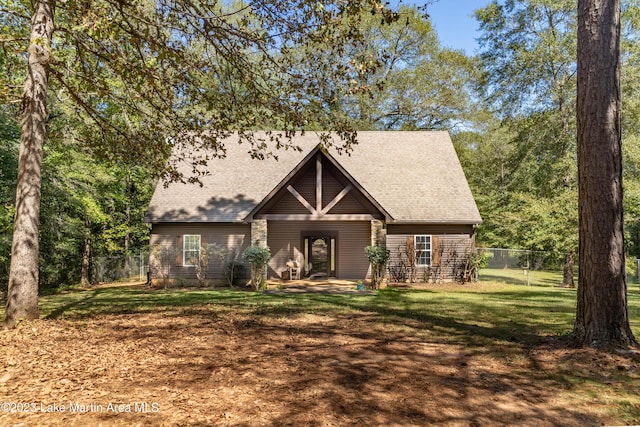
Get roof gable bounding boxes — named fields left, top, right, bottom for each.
left=246, top=147, right=390, bottom=221
left=145, top=131, right=482, bottom=225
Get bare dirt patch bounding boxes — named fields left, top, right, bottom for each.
left=1, top=293, right=638, bottom=426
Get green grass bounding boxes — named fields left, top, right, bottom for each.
left=2, top=281, right=636, bottom=346
left=479, top=267, right=566, bottom=287
left=480, top=267, right=640, bottom=289
left=1, top=281, right=639, bottom=423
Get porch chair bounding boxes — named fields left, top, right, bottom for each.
left=286, top=260, right=301, bottom=280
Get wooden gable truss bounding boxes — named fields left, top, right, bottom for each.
left=245, top=148, right=392, bottom=222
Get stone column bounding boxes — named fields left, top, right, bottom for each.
left=371, top=219, right=386, bottom=247
left=251, top=219, right=268, bottom=247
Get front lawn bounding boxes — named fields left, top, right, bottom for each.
left=479, top=267, right=564, bottom=287
left=0, top=281, right=638, bottom=426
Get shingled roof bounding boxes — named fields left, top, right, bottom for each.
left=145, top=131, right=482, bottom=225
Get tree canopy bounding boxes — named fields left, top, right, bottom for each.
left=334, top=5, right=479, bottom=130
left=1, top=0, right=404, bottom=326
left=2, top=0, right=640, bottom=347
left=466, top=0, right=640, bottom=271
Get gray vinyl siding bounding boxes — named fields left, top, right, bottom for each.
left=267, top=220, right=371, bottom=279
left=149, top=223, right=250, bottom=280
left=322, top=169, right=343, bottom=202
left=292, top=166, right=317, bottom=206
left=387, top=224, right=476, bottom=235
left=387, top=232, right=475, bottom=282
left=266, top=191, right=312, bottom=215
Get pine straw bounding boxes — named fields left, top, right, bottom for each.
left=1, top=300, right=639, bottom=426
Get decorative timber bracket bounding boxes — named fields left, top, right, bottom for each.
left=244, top=149, right=392, bottom=223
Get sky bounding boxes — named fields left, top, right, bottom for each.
left=423, top=0, right=492, bottom=54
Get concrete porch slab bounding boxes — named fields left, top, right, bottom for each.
left=263, top=279, right=375, bottom=295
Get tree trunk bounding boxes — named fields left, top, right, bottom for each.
left=81, top=219, right=91, bottom=287
left=80, top=236, right=91, bottom=286
left=562, top=252, right=575, bottom=288
left=124, top=215, right=131, bottom=256
left=124, top=170, right=131, bottom=271
left=4, top=0, right=55, bottom=328
left=574, top=0, right=637, bottom=347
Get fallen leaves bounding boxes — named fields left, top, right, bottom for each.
left=0, top=303, right=637, bottom=426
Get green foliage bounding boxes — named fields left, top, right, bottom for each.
left=243, top=246, right=272, bottom=265
left=243, top=246, right=271, bottom=290
left=223, top=260, right=246, bottom=287
left=0, top=0, right=405, bottom=320
left=2, top=0, right=403, bottom=185
left=2, top=139, right=150, bottom=289
left=364, top=245, right=390, bottom=264
left=364, top=245, right=390, bottom=289
left=37, top=145, right=154, bottom=289
left=468, top=0, right=580, bottom=266
left=0, top=48, right=20, bottom=291
left=332, top=5, right=479, bottom=130
left=476, top=0, right=577, bottom=117
left=467, top=0, right=640, bottom=267
left=0, top=119, right=18, bottom=292
left=0, top=63, right=155, bottom=290
left=0, top=98, right=156, bottom=292
left=470, top=251, right=491, bottom=271
left=623, top=117, right=640, bottom=258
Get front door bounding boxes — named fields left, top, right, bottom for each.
left=304, top=235, right=336, bottom=278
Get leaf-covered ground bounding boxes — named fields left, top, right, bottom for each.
left=1, top=283, right=639, bottom=426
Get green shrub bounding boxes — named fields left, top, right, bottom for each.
left=243, top=246, right=271, bottom=290
left=365, top=245, right=390, bottom=289
left=472, top=250, right=491, bottom=270
left=223, top=260, right=246, bottom=286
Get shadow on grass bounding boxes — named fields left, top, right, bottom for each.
left=45, top=288, right=109, bottom=320
left=479, top=273, right=529, bottom=285
left=478, top=273, right=562, bottom=288
left=41, top=285, right=265, bottom=320
left=258, top=291, right=563, bottom=349
left=38, top=284, right=578, bottom=349
left=101, top=292, right=600, bottom=426
left=25, top=283, right=640, bottom=426
left=39, top=284, right=638, bottom=355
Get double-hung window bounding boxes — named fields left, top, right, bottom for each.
left=183, top=235, right=201, bottom=267
left=415, top=235, right=432, bottom=266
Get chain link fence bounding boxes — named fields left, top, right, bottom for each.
left=88, top=248, right=640, bottom=290
left=91, top=252, right=149, bottom=283
left=476, top=248, right=558, bottom=286
left=477, top=248, right=640, bottom=288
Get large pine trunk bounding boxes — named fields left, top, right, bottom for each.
left=4, top=1, right=56, bottom=328
left=574, top=0, right=637, bottom=347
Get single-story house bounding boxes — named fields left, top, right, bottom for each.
left=145, top=131, right=482, bottom=285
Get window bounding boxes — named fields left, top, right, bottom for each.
left=183, top=235, right=201, bottom=267
left=415, top=235, right=431, bottom=266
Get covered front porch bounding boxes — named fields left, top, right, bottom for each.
left=244, top=147, right=390, bottom=281
left=253, top=219, right=386, bottom=281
